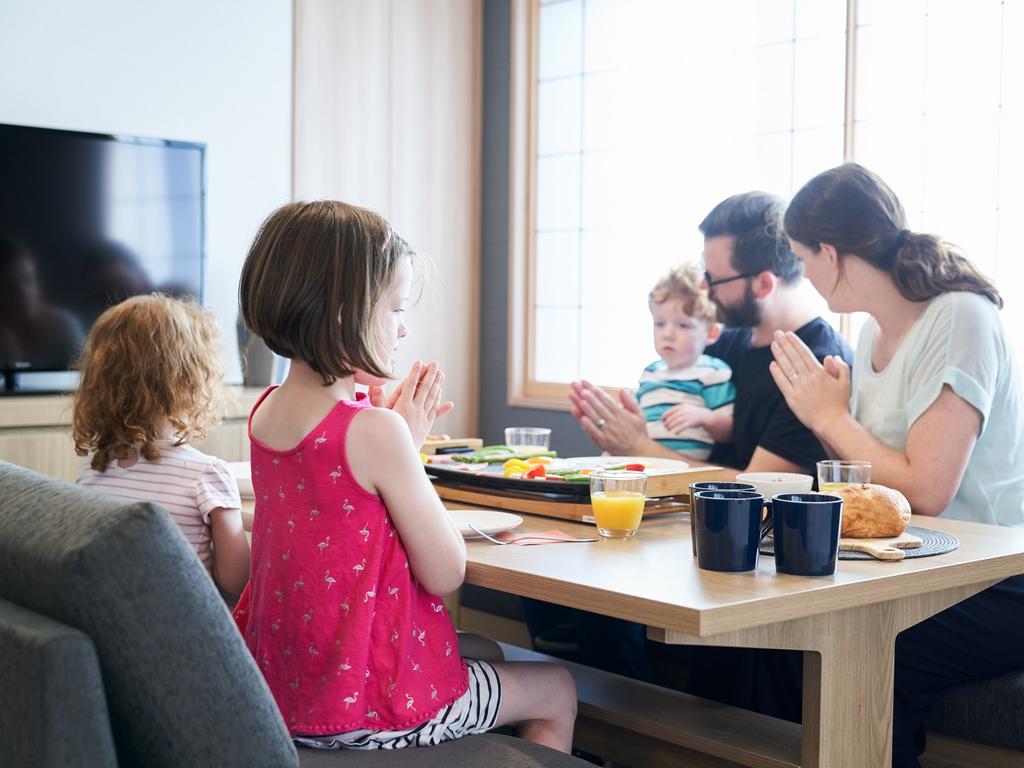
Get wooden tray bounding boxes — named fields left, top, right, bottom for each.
left=433, top=463, right=724, bottom=523
left=420, top=437, right=483, bottom=455
left=426, top=455, right=716, bottom=499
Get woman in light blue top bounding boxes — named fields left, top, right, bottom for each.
left=848, top=290, right=1024, bottom=526
left=773, top=162, right=1024, bottom=768
left=772, top=171, right=1024, bottom=525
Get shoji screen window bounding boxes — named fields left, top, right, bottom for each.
left=854, top=0, right=1024, bottom=354
left=515, top=0, right=846, bottom=404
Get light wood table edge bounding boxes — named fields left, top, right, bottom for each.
left=466, top=552, right=1024, bottom=641
left=691, top=552, right=1024, bottom=636
left=465, top=561, right=704, bottom=635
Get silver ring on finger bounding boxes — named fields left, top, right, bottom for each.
left=596, top=417, right=607, bottom=429
left=790, top=372, right=799, bottom=381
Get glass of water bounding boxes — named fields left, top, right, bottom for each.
left=504, top=427, right=551, bottom=454
left=816, top=460, right=871, bottom=492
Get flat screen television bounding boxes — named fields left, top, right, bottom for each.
left=0, top=123, right=204, bottom=392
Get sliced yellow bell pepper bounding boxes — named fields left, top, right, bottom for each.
left=502, top=467, right=524, bottom=478
left=420, top=452, right=430, bottom=464
left=502, top=458, right=531, bottom=471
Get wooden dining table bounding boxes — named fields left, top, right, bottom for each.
left=458, top=506, right=1024, bottom=768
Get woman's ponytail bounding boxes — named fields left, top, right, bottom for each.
left=892, top=233, right=1002, bottom=308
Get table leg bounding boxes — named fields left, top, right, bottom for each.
left=799, top=600, right=900, bottom=767
left=651, top=580, right=997, bottom=768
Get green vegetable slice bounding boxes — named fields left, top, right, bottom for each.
left=451, top=448, right=557, bottom=464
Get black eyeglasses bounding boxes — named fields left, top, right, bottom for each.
left=703, top=270, right=760, bottom=289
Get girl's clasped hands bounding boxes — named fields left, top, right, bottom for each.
left=369, top=360, right=455, bottom=447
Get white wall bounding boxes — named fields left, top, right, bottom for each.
left=294, top=0, right=481, bottom=437
left=0, top=0, right=293, bottom=383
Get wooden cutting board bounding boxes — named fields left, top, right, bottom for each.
left=838, top=531, right=923, bottom=560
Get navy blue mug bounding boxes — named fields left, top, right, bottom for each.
left=772, top=492, right=844, bottom=576
left=693, top=490, right=770, bottom=572
left=689, top=481, right=757, bottom=556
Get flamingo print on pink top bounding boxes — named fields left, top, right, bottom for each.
left=233, top=388, right=467, bottom=737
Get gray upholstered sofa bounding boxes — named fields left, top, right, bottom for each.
left=0, top=461, right=586, bottom=768
left=927, top=669, right=1024, bottom=753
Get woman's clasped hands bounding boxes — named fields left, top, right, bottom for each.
left=769, top=330, right=851, bottom=433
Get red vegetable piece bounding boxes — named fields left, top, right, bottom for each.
left=625, top=463, right=645, bottom=472
left=525, top=464, right=547, bottom=479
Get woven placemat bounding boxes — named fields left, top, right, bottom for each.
left=759, top=526, right=959, bottom=560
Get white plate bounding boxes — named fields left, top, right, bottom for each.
left=570, top=456, right=690, bottom=474
left=449, top=509, right=524, bottom=539
left=228, top=461, right=254, bottom=499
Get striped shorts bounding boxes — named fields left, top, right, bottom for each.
left=294, top=659, right=502, bottom=750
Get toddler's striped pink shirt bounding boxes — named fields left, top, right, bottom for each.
left=77, top=441, right=241, bottom=572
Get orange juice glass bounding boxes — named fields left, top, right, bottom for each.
left=590, top=470, right=647, bottom=538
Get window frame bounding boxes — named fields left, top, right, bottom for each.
left=508, top=0, right=568, bottom=408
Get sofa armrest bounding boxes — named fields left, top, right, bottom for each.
left=0, top=597, right=117, bottom=767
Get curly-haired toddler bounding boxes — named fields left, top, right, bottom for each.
left=73, top=294, right=250, bottom=597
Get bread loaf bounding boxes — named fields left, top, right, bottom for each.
left=834, top=483, right=911, bottom=538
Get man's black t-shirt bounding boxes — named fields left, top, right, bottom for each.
left=705, top=318, right=853, bottom=472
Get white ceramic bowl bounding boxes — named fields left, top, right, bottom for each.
left=735, top=472, right=814, bottom=500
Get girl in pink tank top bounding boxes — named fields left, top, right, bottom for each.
left=238, top=388, right=466, bottom=733
left=234, top=202, right=576, bottom=753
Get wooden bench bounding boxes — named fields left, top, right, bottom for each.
left=501, top=642, right=800, bottom=768
left=499, top=643, right=1022, bottom=768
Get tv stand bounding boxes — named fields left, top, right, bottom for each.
left=0, top=370, right=80, bottom=396
left=0, top=387, right=264, bottom=481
